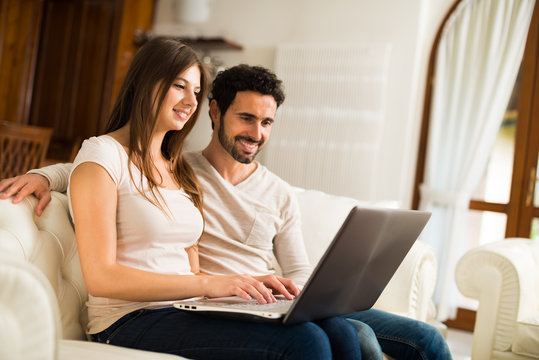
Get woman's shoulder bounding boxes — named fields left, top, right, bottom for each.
left=81, top=134, right=123, bottom=150
left=73, top=135, right=127, bottom=180
left=77, top=135, right=124, bottom=160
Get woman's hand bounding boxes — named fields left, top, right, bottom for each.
left=254, top=275, right=300, bottom=300
left=202, top=274, right=277, bottom=304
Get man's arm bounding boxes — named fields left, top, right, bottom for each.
left=273, top=194, right=313, bottom=287
left=0, top=163, right=73, bottom=215
left=28, top=163, right=73, bottom=192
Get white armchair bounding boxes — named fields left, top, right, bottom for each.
left=455, top=238, right=539, bottom=360
left=0, top=189, right=439, bottom=359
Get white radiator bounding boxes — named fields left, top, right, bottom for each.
left=262, top=43, right=391, bottom=200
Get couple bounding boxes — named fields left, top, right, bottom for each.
left=0, top=37, right=451, bottom=359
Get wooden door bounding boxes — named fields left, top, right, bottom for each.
left=0, top=0, right=155, bottom=162
left=29, top=0, right=123, bottom=160
left=0, top=0, right=43, bottom=125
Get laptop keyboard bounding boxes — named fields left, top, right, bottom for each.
left=191, top=298, right=293, bottom=312
left=220, top=299, right=293, bottom=311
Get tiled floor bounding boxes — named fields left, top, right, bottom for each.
left=446, top=328, right=473, bottom=360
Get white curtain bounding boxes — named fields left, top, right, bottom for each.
left=419, top=0, right=535, bottom=321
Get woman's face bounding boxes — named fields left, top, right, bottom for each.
left=155, top=64, right=201, bottom=134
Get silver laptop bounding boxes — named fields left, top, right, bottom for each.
left=174, top=206, right=431, bottom=325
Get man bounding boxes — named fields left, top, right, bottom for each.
left=0, top=64, right=451, bottom=359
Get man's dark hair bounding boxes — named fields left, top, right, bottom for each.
left=208, top=64, right=285, bottom=129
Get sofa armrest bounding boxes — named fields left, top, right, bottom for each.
left=373, top=240, right=437, bottom=322
left=0, top=255, right=62, bottom=360
left=0, top=256, right=183, bottom=360
left=455, top=238, right=539, bottom=360
left=0, top=193, right=88, bottom=340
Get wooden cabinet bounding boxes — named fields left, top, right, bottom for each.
left=0, top=0, right=155, bottom=162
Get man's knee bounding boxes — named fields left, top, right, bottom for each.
left=415, top=322, right=452, bottom=360
left=285, top=322, right=332, bottom=359
left=347, top=318, right=384, bottom=360
left=347, top=318, right=376, bottom=339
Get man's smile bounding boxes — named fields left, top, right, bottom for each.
left=237, top=137, right=261, bottom=153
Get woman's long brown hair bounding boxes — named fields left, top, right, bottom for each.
left=106, top=37, right=208, bottom=215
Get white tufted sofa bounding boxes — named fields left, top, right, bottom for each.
left=456, top=238, right=539, bottom=360
left=0, top=189, right=439, bottom=359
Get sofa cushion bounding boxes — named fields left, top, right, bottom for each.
left=512, top=316, right=539, bottom=358
left=293, top=187, right=399, bottom=265
left=294, top=188, right=359, bottom=264
left=59, top=340, right=183, bottom=359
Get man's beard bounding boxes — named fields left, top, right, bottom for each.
left=218, top=118, right=263, bottom=164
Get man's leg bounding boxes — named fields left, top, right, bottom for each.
left=346, top=318, right=384, bottom=360
left=344, top=309, right=452, bottom=360
left=316, top=316, right=362, bottom=359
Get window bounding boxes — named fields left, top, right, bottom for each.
left=413, top=0, right=539, bottom=330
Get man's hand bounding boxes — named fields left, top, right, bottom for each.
left=0, top=174, right=51, bottom=216
left=254, top=274, right=300, bottom=300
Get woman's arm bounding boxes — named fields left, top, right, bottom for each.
left=186, top=244, right=200, bottom=274
left=70, top=162, right=276, bottom=303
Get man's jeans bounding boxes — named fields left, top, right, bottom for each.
left=91, top=307, right=361, bottom=359
left=346, top=309, right=453, bottom=360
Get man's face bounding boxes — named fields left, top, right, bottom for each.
left=215, top=91, right=277, bottom=164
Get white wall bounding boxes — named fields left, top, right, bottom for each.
left=154, top=0, right=455, bottom=207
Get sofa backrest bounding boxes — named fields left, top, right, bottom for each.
left=0, top=192, right=87, bottom=340
left=293, top=187, right=399, bottom=265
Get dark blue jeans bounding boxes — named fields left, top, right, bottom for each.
left=92, top=307, right=361, bottom=359
left=345, top=309, right=452, bottom=360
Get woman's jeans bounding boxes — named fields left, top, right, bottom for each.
left=91, top=307, right=361, bottom=359
left=345, top=309, right=453, bottom=360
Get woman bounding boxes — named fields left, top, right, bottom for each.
left=68, top=37, right=361, bottom=359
